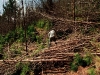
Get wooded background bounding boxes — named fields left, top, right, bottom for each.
left=0, top=0, right=100, bottom=34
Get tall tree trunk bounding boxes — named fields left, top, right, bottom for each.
left=21, top=0, right=28, bottom=54
left=47, top=0, right=53, bottom=14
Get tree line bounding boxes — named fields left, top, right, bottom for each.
left=0, top=0, right=100, bottom=34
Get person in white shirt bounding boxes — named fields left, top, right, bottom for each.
left=48, top=29, right=57, bottom=47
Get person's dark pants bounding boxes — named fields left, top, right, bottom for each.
left=50, top=36, right=56, bottom=41
left=50, top=37, right=57, bottom=44
left=48, top=36, right=57, bottom=48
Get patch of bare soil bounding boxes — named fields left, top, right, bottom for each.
left=67, top=66, right=88, bottom=75
left=0, top=61, right=17, bottom=75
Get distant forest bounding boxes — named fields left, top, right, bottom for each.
left=0, top=0, right=100, bottom=34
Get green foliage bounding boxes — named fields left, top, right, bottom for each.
left=38, top=43, right=45, bottom=50
left=10, top=48, right=22, bottom=57
left=29, top=32, right=36, bottom=42
left=0, top=44, right=3, bottom=53
left=36, top=19, right=52, bottom=30
left=74, top=53, right=83, bottom=65
left=71, top=62, right=79, bottom=72
left=71, top=53, right=83, bottom=71
left=27, top=25, right=36, bottom=33
left=0, top=19, right=52, bottom=58
left=83, top=55, right=92, bottom=66
left=37, top=19, right=45, bottom=28
left=33, top=43, right=45, bottom=56
left=88, top=67, right=96, bottom=75
left=36, top=35, right=42, bottom=44
left=71, top=53, right=92, bottom=71
left=44, top=20, right=52, bottom=30
left=13, top=63, right=30, bottom=75
left=4, top=31, right=17, bottom=43
left=16, top=25, right=37, bottom=42
left=0, top=35, right=5, bottom=44
left=3, top=0, right=18, bottom=17
left=20, top=63, right=29, bottom=75
left=16, top=26, right=36, bottom=42
left=0, top=19, right=52, bottom=44
left=0, top=35, right=4, bottom=53
left=16, top=27, right=25, bottom=42
left=27, top=25, right=37, bottom=42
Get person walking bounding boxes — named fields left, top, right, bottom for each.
left=48, top=29, right=57, bottom=48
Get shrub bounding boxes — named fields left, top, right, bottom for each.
left=44, top=20, right=52, bottom=30
left=4, top=30, right=18, bottom=43
left=36, top=19, right=52, bottom=30
left=0, top=35, right=5, bottom=44
left=13, top=63, right=30, bottom=75
left=27, top=25, right=36, bottom=33
left=37, top=19, right=45, bottom=28
left=4, top=31, right=12, bottom=43
left=20, top=63, right=30, bottom=75
left=27, top=25, right=37, bottom=42
left=71, top=53, right=83, bottom=71
left=71, top=62, right=79, bottom=72
left=0, top=35, right=4, bottom=54
left=10, top=48, right=22, bottom=57
left=88, top=67, right=96, bottom=75
left=36, top=35, right=42, bottom=44
left=83, top=55, right=92, bottom=66
left=16, top=27, right=25, bottom=42
left=0, top=44, right=3, bottom=53
left=71, top=53, right=92, bottom=71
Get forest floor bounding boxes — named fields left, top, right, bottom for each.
left=1, top=31, right=100, bottom=75
left=0, top=15, right=100, bottom=74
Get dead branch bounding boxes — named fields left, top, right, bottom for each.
left=56, top=53, right=100, bottom=56
left=0, top=52, right=100, bottom=62
left=36, top=11, right=100, bottom=25
left=0, top=59, right=68, bottom=62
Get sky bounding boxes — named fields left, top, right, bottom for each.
left=0, top=0, right=4, bottom=14
left=0, top=0, right=11, bottom=14
left=0, top=0, right=39, bottom=15
left=0, top=0, right=22, bottom=14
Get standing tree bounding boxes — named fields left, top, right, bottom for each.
left=3, top=0, right=19, bottom=29
left=39, top=0, right=54, bottom=14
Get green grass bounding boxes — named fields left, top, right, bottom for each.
left=88, top=67, right=96, bottom=75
